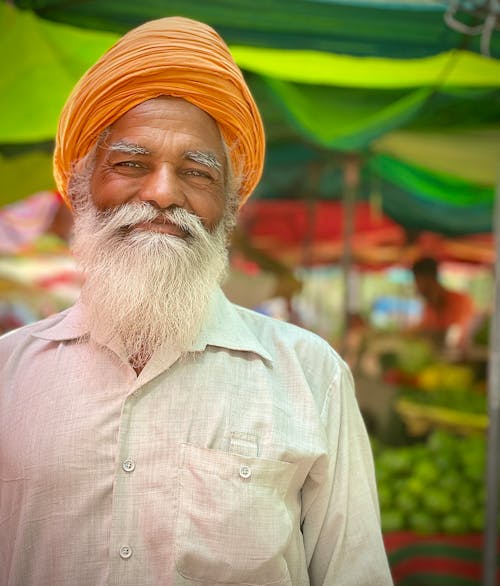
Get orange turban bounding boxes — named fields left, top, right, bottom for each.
left=54, top=17, right=265, bottom=208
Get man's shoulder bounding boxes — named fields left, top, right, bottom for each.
left=231, top=302, right=339, bottom=362
left=227, top=303, right=351, bottom=406
left=0, top=307, right=74, bottom=351
left=445, top=287, right=469, bottom=300
left=445, top=288, right=475, bottom=311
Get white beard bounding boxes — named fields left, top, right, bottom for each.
left=71, top=200, right=231, bottom=368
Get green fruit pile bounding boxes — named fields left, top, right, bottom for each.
left=373, top=430, right=488, bottom=535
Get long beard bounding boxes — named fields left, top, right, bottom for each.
left=71, top=201, right=230, bottom=368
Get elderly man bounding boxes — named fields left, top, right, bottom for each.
left=0, top=17, right=392, bottom=586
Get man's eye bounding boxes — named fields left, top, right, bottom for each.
left=116, top=161, right=141, bottom=168
left=185, top=169, right=211, bottom=179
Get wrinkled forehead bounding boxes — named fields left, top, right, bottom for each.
left=96, top=97, right=232, bottom=183
left=107, top=96, right=224, bottom=146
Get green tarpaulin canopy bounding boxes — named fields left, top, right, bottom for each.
left=12, top=0, right=500, bottom=58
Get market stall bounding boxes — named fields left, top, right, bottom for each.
left=1, top=1, right=499, bottom=583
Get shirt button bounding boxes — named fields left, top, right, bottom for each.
left=122, top=459, right=135, bottom=473
left=119, top=545, right=133, bottom=559
left=239, top=465, right=252, bottom=479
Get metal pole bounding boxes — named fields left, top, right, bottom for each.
left=482, top=168, right=500, bottom=586
left=301, top=162, right=322, bottom=268
left=340, top=155, right=359, bottom=351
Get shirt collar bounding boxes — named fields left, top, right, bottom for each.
left=190, top=288, right=273, bottom=363
left=31, top=288, right=273, bottom=363
left=32, top=300, right=88, bottom=342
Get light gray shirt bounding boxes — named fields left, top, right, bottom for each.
left=0, top=288, right=393, bottom=585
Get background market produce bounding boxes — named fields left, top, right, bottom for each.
left=373, top=430, right=489, bottom=535
left=394, top=337, right=436, bottom=377
left=414, top=362, right=476, bottom=393
left=394, top=360, right=487, bottom=436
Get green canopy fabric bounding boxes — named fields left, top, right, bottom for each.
left=262, top=79, right=434, bottom=150
left=0, top=150, right=54, bottom=206
left=0, top=4, right=117, bottom=143
left=12, top=0, right=500, bottom=58
left=231, top=46, right=500, bottom=88
left=369, top=153, right=494, bottom=234
left=373, top=128, right=500, bottom=186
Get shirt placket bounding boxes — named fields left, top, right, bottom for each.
left=107, top=348, right=181, bottom=585
left=108, top=392, right=142, bottom=586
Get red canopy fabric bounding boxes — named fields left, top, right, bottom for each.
left=238, top=200, right=494, bottom=267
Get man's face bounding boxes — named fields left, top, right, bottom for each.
left=90, top=96, right=228, bottom=233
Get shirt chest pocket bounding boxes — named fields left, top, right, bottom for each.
left=175, top=443, right=298, bottom=585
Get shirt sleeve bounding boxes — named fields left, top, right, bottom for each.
left=301, top=358, right=394, bottom=585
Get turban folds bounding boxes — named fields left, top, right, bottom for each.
left=54, top=17, right=265, bottom=207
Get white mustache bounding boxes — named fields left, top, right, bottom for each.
left=94, top=202, right=207, bottom=238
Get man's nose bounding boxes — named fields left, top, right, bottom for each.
left=138, top=165, right=185, bottom=209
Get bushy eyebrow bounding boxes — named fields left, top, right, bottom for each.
left=107, top=141, right=151, bottom=156
left=184, top=150, right=222, bottom=170
left=105, top=142, right=222, bottom=171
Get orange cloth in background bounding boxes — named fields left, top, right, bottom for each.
left=54, top=17, right=265, bottom=208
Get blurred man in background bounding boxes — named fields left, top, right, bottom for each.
left=412, top=256, right=476, bottom=351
